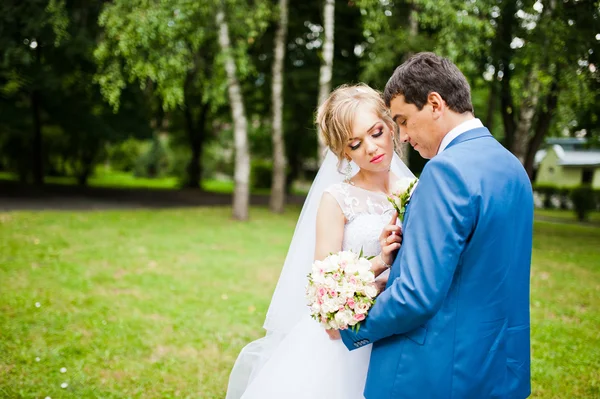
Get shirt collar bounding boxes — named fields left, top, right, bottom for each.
left=437, top=118, right=484, bottom=155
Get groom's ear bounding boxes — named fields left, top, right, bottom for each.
left=427, top=92, right=445, bottom=120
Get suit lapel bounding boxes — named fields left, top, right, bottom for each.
left=444, top=127, right=492, bottom=151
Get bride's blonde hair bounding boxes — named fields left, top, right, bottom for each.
left=316, top=83, right=397, bottom=161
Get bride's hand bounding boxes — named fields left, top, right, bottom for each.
left=375, top=276, right=389, bottom=295
left=326, top=329, right=341, bottom=340
left=380, top=212, right=402, bottom=267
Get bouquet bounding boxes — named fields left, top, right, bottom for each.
left=387, top=177, right=418, bottom=222
left=306, top=250, right=378, bottom=332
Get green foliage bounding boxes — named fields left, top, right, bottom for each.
left=201, top=134, right=234, bottom=180
left=95, top=0, right=272, bottom=111
left=106, top=138, right=145, bottom=172
left=134, top=135, right=171, bottom=179
left=251, top=159, right=273, bottom=189
left=533, top=184, right=600, bottom=213
left=571, top=185, right=596, bottom=222
left=534, top=184, right=560, bottom=208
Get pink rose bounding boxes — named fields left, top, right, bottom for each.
left=354, top=313, right=366, bottom=321
left=346, top=298, right=356, bottom=309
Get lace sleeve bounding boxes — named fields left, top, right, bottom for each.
left=323, top=183, right=358, bottom=222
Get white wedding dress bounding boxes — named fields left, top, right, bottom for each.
left=228, top=182, right=394, bottom=399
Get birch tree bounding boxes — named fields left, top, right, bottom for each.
left=269, top=0, right=289, bottom=213
left=216, top=4, right=250, bottom=220
left=316, top=0, right=335, bottom=164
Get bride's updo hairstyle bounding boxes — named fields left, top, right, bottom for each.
left=316, top=83, right=396, bottom=161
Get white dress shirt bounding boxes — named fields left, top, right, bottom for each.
left=437, top=118, right=484, bottom=155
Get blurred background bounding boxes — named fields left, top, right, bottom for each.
left=0, top=1, right=599, bottom=398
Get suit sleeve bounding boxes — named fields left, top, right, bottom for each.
left=340, top=158, right=475, bottom=349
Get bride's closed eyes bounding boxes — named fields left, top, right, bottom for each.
left=349, top=128, right=384, bottom=151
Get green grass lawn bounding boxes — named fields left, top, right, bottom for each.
left=1, top=208, right=598, bottom=398
left=535, top=208, right=600, bottom=225
left=1, top=170, right=179, bottom=190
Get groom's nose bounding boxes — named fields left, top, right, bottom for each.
left=399, top=128, right=409, bottom=143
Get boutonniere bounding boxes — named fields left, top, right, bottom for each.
left=387, top=178, right=419, bottom=222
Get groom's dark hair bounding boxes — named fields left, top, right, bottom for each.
left=383, top=52, right=474, bottom=114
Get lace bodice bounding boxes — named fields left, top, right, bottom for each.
left=324, top=182, right=394, bottom=258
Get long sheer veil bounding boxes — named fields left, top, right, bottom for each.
left=226, top=150, right=414, bottom=399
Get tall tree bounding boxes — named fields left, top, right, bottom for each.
left=488, top=0, right=599, bottom=178
left=269, top=0, right=289, bottom=213
left=216, top=4, right=250, bottom=220
left=316, top=0, right=335, bottom=164
left=0, top=0, right=70, bottom=184
left=95, top=1, right=219, bottom=188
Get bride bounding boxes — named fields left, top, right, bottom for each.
left=226, top=84, right=415, bottom=399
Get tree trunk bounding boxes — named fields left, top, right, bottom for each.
left=184, top=98, right=208, bottom=189
left=216, top=5, right=250, bottom=221
left=395, top=5, right=420, bottom=167
left=270, top=0, right=289, bottom=213
left=512, top=67, right=540, bottom=164
left=32, top=41, right=44, bottom=185
left=77, top=159, right=93, bottom=186
left=31, top=89, right=43, bottom=185
left=316, top=0, right=335, bottom=164
left=524, top=76, right=560, bottom=180
left=485, top=79, right=498, bottom=131
left=495, top=0, right=517, bottom=149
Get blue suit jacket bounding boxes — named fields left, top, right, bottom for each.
left=340, top=128, right=533, bottom=398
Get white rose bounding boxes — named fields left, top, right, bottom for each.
left=312, top=260, right=324, bottom=272
left=357, top=258, right=373, bottom=273
left=335, top=296, right=347, bottom=308
left=326, top=254, right=340, bottom=270
left=323, top=277, right=337, bottom=289
left=364, top=284, right=378, bottom=299
left=355, top=301, right=370, bottom=315
left=322, top=300, right=338, bottom=314
left=310, top=302, right=321, bottom=314
left=393, top=177, right=417, bottom=195
left=339, top=251, right=357, bottom=264
left=335, top=309, right=353, bottom=327
left=339, top=283, right=356, bottom=299
left=359, top=270, right=375, bottom=284
left=344, top=260, right=360, bottom=274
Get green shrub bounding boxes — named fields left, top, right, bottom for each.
left=571, top=185, right=595, bottom=221
left=202, top=142, right=234, bottom=180
left=534, top=184, right=559, bottom=208
left=168, top=146, right=191, bottom=184
left=251, top=159, right=273, bottom=189
left=107, top=138, right=144, bottom=172
left=134, top=134, right=171, bottom=178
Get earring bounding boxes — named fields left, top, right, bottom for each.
left=344, top=159, right=353, bottom=183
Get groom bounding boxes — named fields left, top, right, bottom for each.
left=330, top=52, right=533, bottom=398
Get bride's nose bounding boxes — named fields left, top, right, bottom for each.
left=365, top=138, right=378, bottom=154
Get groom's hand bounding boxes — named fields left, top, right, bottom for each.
left=380, top=212, right=402, bottom=267
left=326, top=329, right=341, bottom=340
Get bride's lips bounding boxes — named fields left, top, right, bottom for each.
left=370, top=154, right=385, bottom=164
